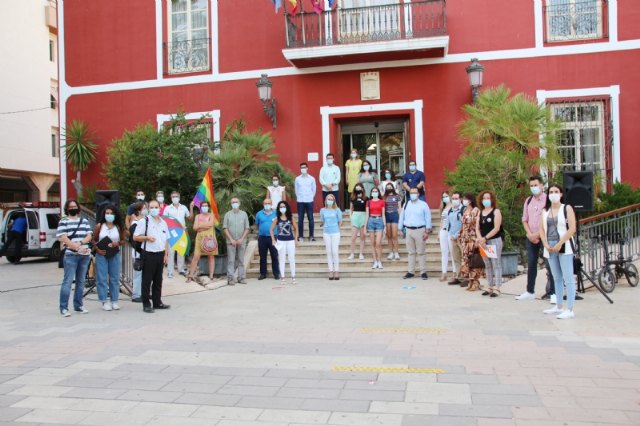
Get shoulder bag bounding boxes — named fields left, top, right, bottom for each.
left=58, top=218, right=85, bottom=268
left=133, top=217, right=148, bottom=271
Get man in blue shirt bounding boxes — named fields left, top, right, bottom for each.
left=447, top=192, right=464, bottom=285
left=1, top=214, right=28, bottom=264
left=399, top=188, right=432, bottom=279
left=402, top=160, right=426, bottom=202
left=255, top=199, right=280, bottom=280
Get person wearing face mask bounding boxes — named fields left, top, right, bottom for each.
left=129, top=201, right=147, bottom=302
left=255, top=199, right=280, bottom=281
left=155, top=191, right=168, bottom=216
left=476, top=191, right=504, bottom=297
left=270, top=201, right=299, bottom=285
left=383, top=183, right=402, bottom=260
left=458, top=193, right=483, bottom=291
left=540, top=184, right=577, bottom=319
left=187, top=201, right=217, bottom=285
left=223, top=197, right=250, bottom=285
left=164, top=191, right=192, bottom=279
left=446, top=192, right=464, bottom=285
left=266, top=175, right=287, bottom=208
left=358, top=160, right=379, bottom=198
left=518, top=175, right=556, bottom=303
left=398, top=188, right=432, bottom=279
left=345, top=149, right=362, bottom=204
left=57, top=199, right=94, bottom=316
left=93, top=205, right=125, bottom=311
left=402, top=161, right=426, bottom=202
left=294, top=162, right=316, bottom=242
left=438, top=191, right=454, bottom=282
left=366, top=187, right=387, bottom=269
left=379, top=169, right=398, bottom=195
left=133, top=200, right=171, bottom=313
left=126, top=190, right=145, bottom=229
left=320, top=194, right=343, bottom=280
left=348, top=184, right=367, bottom=260
left=320, top=153, right=342, bottom=208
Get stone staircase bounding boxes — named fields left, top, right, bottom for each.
left=246, top=211, right=443, bottom=278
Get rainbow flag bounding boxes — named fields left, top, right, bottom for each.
left=287, top=0, right=298, bottom=14
left=162, top=216, right=191, bottom=257
left=192, top=167, right=220, bottom=225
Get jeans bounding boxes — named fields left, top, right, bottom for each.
left=323, top=232, right=340, bottom=272
left=525, top=239, right=555, bottom=295
left=297, top=202, right=314, bottom=238
left=96, top=252, right=121, bottom=303
left=227, top=242, right=247, bottom=281
left=482, top=238, right=503, bottom=288
left=132, top=268, right=142, bottom=299
left=258, top=236, right=280, bottom=278
left=547, top=240, right=576, bottom=310
left=322, top=191, right=340, bottom=209
left=59, top=253, right=90, bottom=312
left=277, top=239, right=296, bottom=278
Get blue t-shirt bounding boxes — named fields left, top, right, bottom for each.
left=320, top=208, right=343, bottom=234
left=402, top=170, right=426, bottom=195
left=256, top=209, right=277, bottom=237
left=11, top=217, right=27, bottom=233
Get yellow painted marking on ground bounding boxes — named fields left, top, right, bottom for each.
left=360, top=327, right=447, bottom=334
left=332, top=366, right=445, bottom=374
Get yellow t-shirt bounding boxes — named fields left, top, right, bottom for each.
left=345, top=159, right=363, bottom=192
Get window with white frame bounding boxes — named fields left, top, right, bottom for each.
left=545, top=0, right=603, bottom=42
left=552, top=102, right=606, bottom=182
left=51, top=129, right=60, bottom=158
left=167, top=0, right=210, bottom=74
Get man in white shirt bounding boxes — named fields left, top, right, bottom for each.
left=294, top=162, right=317, bottom=242
left=319, top=153, right=341, bottom=209
left=133, top=200, right=170, bottom=313
left=163, top=191, right=191, bottom=278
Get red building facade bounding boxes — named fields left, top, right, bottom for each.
left=58, top=0, right=640, bottom=206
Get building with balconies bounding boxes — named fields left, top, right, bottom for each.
left=58, top=0, right=640, bottom=205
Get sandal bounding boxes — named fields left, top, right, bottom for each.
left=280, top=278, right=286, bottom=285
left=329, top=272, right=334, bottom=281
left=490, top=290, right=501, bottom=298
left=481, top=290, right=491, bottom=296
left=291, top=278, right=297, bottom=285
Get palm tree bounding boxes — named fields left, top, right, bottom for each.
left=62, top=120, right=97, bottom=199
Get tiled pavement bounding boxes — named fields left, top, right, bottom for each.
left=1, top=257, right=639, bottom=425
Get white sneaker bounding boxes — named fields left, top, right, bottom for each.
left=61, top=309, right=70, bottom=317
left=394, top=252, right=400, bottom=260
left=111, top=303, right=120, bottom=311
left=515, top=292, right=535, bottom=301
left=556, top=310, right=575, bottom=320
left=387, top=252, right=394, bottom=260
left=359, top=254, right=365, bottom=260
left=378, top=262, right=384, bottom=269
left=102, top=302, right=112, bottom=311
left=550, top=294, right=557, bottom=304
left=347, top=253, right=354, bottom=260
left=543, top=307, right=563, bottom=315
left=371, top=262, right=377, bottom=269
left=75, top=306, right=89, bottom=314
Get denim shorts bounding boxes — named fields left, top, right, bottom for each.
left=367, top=216, right=385, bottom=232
left=385, top=211, right=399, bottom=224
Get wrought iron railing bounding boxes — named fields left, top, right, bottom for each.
left=544, top=0, right=607, bottom=42
left=165, top=38, right=210, bottom=74
left=285, top=0, right=446, bottom=49
left=576, top=203, right=640, bottom=280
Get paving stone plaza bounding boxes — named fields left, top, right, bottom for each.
left=1, top=258, right=639, bottom=425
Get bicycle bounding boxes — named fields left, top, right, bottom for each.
left=597, top=233, right=639, bottom=293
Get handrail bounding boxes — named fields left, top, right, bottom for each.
left=579, top=203, right=640, bottom=225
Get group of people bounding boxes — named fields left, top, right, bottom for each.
left=56, top=152, right=577, bottom=320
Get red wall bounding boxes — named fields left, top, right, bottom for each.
left=64, top=0, right=156, bottom=86
left=618, top=0, right=640, bottom=41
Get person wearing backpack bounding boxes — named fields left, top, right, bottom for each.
left=128, top=201, right=147, bottom=302
left=517, top=175, right=556, bottom=302
left=540, top=184, right=577, bottom=319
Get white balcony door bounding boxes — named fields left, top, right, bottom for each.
left=339, top=0, right=401, bottom=42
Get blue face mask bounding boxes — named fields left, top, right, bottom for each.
left=326, top=200, right=334, bottom=206
left=442, top=197, right=450, bottom=204
left=482, top=199, right=492, bottom=208
left=105, top=214, right=115, bottom=223
left=530, top=186, right=541, bottom=195
left=409, top=165, right=416, bottom=172
left=385, top=173, right=391, bottom=180
left=410, top=193, right=418, bottom=201
left=150, top=208, right=160, bottom=217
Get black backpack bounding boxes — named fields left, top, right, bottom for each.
left=128, top=219, right=146, bottom=254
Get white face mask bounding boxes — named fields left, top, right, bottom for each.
left=549, top=193, right=561, bottom=203
left=279, top=207, right=287, bottom=214
left=141, top=209, right=149, bottom=216
left=157, top=196, right=164, bottom=203
left=452, top=199, right=461, bottom=207
left=301, top=168, right=308, bottom=175
left=172, top=197, right=179, bottom=205
left=326, top=159, right=334, bottom=165
left=530, top=186, right=541, bottom=196
left=201, top=206, right=209, bottom=213
left=462, top=200, right=470, bottom=207
left=136, top=195, right=145, bottom=201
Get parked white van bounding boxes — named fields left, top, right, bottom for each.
left=0, top=202, right=62, bottom=263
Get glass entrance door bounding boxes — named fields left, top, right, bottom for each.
left=342, top=121, right=407, bottom=176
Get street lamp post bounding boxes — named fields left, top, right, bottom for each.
left=256, top=74, right=277, bottom=129
left=465, top=58, right=484, bottom=104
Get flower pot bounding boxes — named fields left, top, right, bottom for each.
left=198, top=254, right=227, bottom=276
left=501, top=251, right=519, bottom=277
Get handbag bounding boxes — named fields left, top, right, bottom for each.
left=58, top=218, right=84, bottom=268
left=200, top=234, right=218, bottom=254
left=133, top=217, right=148, bottom=271
left=468, top=248, right=485, bottom=269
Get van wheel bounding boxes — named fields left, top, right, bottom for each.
left=6, top=256, right=18, bottom=263
left=49, top=243, right=62, bottom=261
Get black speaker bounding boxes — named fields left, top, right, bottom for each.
left=95, top=190, right=120, bottom=219
left=563, top=171, right=593, bottom=212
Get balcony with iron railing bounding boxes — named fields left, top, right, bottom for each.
left=282, top=0, right=448, bottom=68
left=164, top=38, right=211, bottom=75
left=544, top=0, right=608, bottom=43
